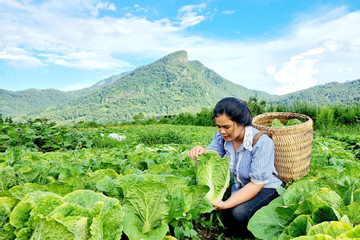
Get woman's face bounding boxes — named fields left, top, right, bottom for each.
left=215, top=114, right=244, bottom=142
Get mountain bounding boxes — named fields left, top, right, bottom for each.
left=91, top=72, right=129, bottom=89
left=26, top=50, right=270, bottom=123
left=275, top=79, right=360, bottom=105
left=0, top=88, right=94, bottom=119
left=0, top=50, right=359, bottom=124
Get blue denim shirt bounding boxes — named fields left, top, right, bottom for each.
left=207, top=126, right=283, bottom=192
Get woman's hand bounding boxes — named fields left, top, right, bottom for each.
left=211, top=201, right=227, bottom=210
left=187, top=146, right=206, bottom=160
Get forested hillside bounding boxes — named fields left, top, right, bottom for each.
left=1, top=50, right=359, bottom=124
left=0, top=88, right=93, bottom=118
left=25, top=51, right=270, bottom=123
left=275, top=79, right=360, bottom=105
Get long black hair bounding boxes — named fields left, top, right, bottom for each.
left=213, top=97, right=252, bottom=126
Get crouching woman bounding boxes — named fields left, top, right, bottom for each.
left=188, top=97, right=283, bottom=237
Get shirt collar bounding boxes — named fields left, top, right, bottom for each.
left=243, top=126, right=254, bottom=151
left=224, top=126, right=254, bottom=152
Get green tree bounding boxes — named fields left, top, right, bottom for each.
left=315, top=106, right=334, bottom=128
left=133, top=112, right=145, bottom=123
left=248, top=95, right=266, bottom=116
left=195, top=107, right=215, bottom=126
left=275, top=104, right=287, bottom=112
left=159, top=117, right=171, bottom=124
left=172, top=112, right=196, bottom=125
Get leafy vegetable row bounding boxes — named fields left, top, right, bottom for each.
left=248, top=137, right=360, bottom=239
left=1, top=127, right=359, bottom=239
left=0, top=144, right=218, bottom=239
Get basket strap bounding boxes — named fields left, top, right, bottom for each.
left=252, top=131, right=272, bottom=147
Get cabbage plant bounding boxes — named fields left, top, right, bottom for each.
left=9, top=190, right=124, bottom=240
left=196, top=150, right=230, bottom=202
left=248, top=179, right=360, bottom=240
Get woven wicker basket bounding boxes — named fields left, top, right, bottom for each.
left=252, top=112, right=313, bottom=183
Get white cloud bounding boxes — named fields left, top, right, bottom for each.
left=177, top=3, right=207, bottom=29
left=96, top=2, right=116, bottom=11
left=273, top=57, right=319, bottom=94
left=39, top=51, right=133, bottom=70
left=322, top=40, right=338, bottom=52
left=1, top=2, right=360, bottom=94
left=0, top=1, right=208, bottom=72
left=267, top=48, right=324, bottom=95
left=0, top=47, right=45, bottom=68
left=179, top=12, right=206, bottom=28
left=90, top=2, right=116, bottom=16
left=89, top=2, right=115, bottom=16
left=133, top=3, right=148, bottom=13
left=178, top=3, right=206, bottom=13
left=266, top=66, right=277, bottom=76
left=222, top=10, right=235, bottom=15
left=187, top=8, right=360, bottom=94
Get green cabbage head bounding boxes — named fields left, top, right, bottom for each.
left=196, top=150, right=230, bottom=202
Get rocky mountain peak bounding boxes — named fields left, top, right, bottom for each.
left=156, top=50, right=188, bottom=64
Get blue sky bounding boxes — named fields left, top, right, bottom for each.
left=1, top=0, right=360, bottom=95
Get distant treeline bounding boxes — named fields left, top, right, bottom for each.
left=1, top=96, right=359, bottom=130
left=103, top=96, right=360, bottom=130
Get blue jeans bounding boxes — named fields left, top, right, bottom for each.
left=222, top=187, right=279, bottom=238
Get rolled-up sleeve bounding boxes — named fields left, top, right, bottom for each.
left=249, top=135, right=275, bottom=185
left=207, top=132, right=226, bottom=157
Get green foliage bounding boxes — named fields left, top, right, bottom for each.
left=196, top=150, right=230, bottom=202
left=8, top=190, right=124, bottom=239
left=132, top=112, right=146, bottom=123
left=0, top=166, right=17, bottom=192
left=0, top=197, right=16, bottom=239
left=122, top=181, right=170, bottom=239
left=135, top=126, right=190, bottom=145
left=195, top=108, right=215, bottom=126
left=275, top=79, right=360, bottom=106
left=248, top=94, right=267, bottom=116
left=0, top=124, right=221, bottom=239
left=119, top=96, right=358, bottom=131
left=273, top=102, right=360, bottom=129
left=268, top=118, right=304, bottom=127
left=1, top=51, right=271, bottom=124
left=0, top=118, right=121, bottom=152
left=171, top=107, right=214, bottom=126
left=1, top=51, right=359, bottom=125
left=248, top=134, right=360, bottom=240
left=270, top=119, right=285, bottom=127
left=172, top=112, right=197, bottom=125
left=0, top=121, right=359, bottom=239
left=287, top=119, right=303, bottom=126
left=247, top=196, right=288, bottom=239
left=312, top=205, right=339, bottom=224
left=0, top=88, right=92, bottom=121
left=159, top=117, right=171, bottom=124
left=291, top=221, right=356, bottom=239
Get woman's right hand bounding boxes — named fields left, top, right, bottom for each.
left=187, top=146, right=206, bottom=160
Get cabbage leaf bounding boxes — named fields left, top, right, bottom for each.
left=122, top=182, right=170, bottom=240
left=196, top=150, right=230, bottom=202
left=9, top=190, right=124, bottom=240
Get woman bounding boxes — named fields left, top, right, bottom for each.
left=188, top=97, right=283, bottom=237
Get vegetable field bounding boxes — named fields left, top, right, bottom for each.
left=1, top=121, right=360, bottom=240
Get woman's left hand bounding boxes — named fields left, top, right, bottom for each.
left=211, top=201, right=227, bottom=210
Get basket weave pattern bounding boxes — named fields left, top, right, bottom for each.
left=252, top=112, right=313, bottom=183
